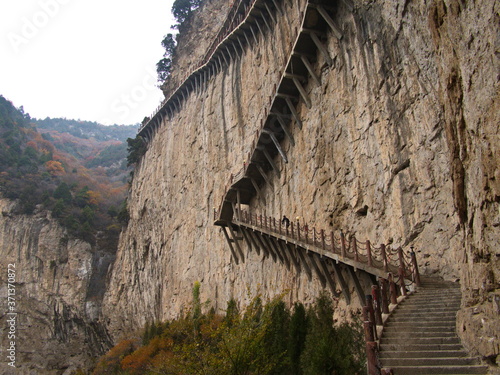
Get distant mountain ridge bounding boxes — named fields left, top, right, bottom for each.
left=34, top=117, right=137, bottom=142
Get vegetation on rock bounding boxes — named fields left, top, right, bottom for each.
left=92, top=287, right=365, bottom=375
left=0, top=95, right=134, bottom=243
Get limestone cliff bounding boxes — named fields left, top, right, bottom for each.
left=0, top=199, right=113, bottom=374
left=103, top=0, right=498, bottom=367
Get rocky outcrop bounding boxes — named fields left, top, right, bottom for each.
left=104, top=0, right=498, bottom=367
left=0, top=199, right=113, bottom=374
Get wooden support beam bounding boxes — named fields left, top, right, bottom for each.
left=221, top=226, right=239, bottom=264
left=256, top=232, right=277, bottom=261
left=292, top=77, right=312, bottom=108
left=255, top=164, right=272, bottom=187
left=275, top=114, right=295, bottom=146
left=308, top=252, right=327, bottom=287
left=258, top=146, right=280, bottom=178
left=255, top=18, right=265, bottom=39
left=243, top=30, right=252, bottom=47
left=282, top=242, right=301, bottom=273
left=272, top=0, right=283, bottom=15
left=300, top=55, right=321, bottom=85
left=245, top=228, right=262, bottom=256
left=250, top=178, right=261, bottom=199
left=270, top=237, right=290, bottom=270
left=308, top=31, right=333, bottom=66
left=347, top=266, right=365, bottom=305
left=264, top=3, right=277, bottom=24
left=262, top=234, right=284, bottom=263
left=315, top=5, right=342, bottom=39
left=221, top=51, right=229, bottom=67
left=317, top=255, right=340, bottom=297
left=249, top=25, right=259, bottom=44
left=225, top=46, right=233, bottom=62
left=237, top=36, right=245, bottom=54
left=251, top=229, right=270, bottom=258
left=284, top=72, right=307, bottom=82
left=285, top=97, right=302, bottom=129
left=295, top=245, right=312, bottom=281
left=231, top=42, right=240, bottom=59
left=262, top=129, right=288, bottom=163
left=329, top=261, right=351, bottom=304
left=239, top=226, right=253, bottom=253
left=227, top=225, right=245, bottom=262
left=260, top=12, right=272, bottom=33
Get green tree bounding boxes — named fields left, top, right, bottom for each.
left=126, top=136, right=146, bottom=166
left=53, top=182, right=72, bottom=203
left=289, top=302, right=308, bottom=375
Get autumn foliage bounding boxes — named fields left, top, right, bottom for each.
left=0, top=95, right=133, bottom=244
left=92, top=285, right=366, bottom=375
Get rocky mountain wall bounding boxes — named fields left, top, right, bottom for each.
left=0, top=199, right=113, bottom=374
left=103, top=0, right=498, bottom=365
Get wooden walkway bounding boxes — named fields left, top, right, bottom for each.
left=216, top=210, right=420, bottom=305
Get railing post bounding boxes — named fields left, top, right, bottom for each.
left=352, top=236, right=359, bottom=262
left=305, top=224, right=308, bottom=244
left=363, top=306, right=381, bottom=375
left=340, top=231, right=346, bottom=258
left=372, top=285, right=383, bottom=326
left=379, top=278, right=389, bottom=314
left=381, top=244, right=388, bottom=272
left=260, top=215, right=262, bottom=228
left=330, top=231, right=335, bottom=253
left=297, top=220, right=301, bottom=241
left=365, top=295, right=377, bottom=340
left=388, top=273, right=398, bottom=305
left=321, top=229, right=325, bottom=251
left=398, top=247, right=407, bottom=296
left=291, top=221, right=294, bottom=238
left=410, top=248, right=421, bottom=287
left=366, top=240, right=373, bottom=266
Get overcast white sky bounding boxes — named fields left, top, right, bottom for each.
left=0, top=0, right=176, bottom=125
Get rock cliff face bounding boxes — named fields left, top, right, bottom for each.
left=103, top=0, right=498, bottom=366
left=0, top=199, right=113, bottom=374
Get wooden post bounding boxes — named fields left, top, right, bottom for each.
left=291, top=221, right=294, bottom=238
left=340, top=231, right=346, bottom=258
left=410, top=249, right=421, bottom=287
left=353, top=236, right=359, bottom=262
left=379, top=278, right=389, bottom=314
left=297, top=220, right=301, bottom=241
left=365, top=295, right=377, bottom=340
left=372, top=285, right=383, bottom=326
left=388, top=273, right=398, bottom=305
left=381, top=244, right=388, bottom=272
left=312, top=227, right=316, bottom=247
left=321, top=230, right=325, bottom=251
left=330, top=231, right=335, bottom=253
left=367, top=240, right=373, bottom=266
left=398, top=247, right=407, bottom=295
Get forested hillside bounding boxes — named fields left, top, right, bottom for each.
left=0, top=95, right=135, bottom=245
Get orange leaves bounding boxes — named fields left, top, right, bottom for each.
left=45, top=160, right=65, bottom=176
left=86, top=190, right=102, bottom=206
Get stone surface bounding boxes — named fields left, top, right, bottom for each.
left=105, top=0, right=499, bottom=366
left=0, top=199, right=113, bottom=374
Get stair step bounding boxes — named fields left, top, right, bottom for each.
left=380, top=343, right=465, bottom=352
left=380, top=350, right=469, bottom=359
left=385, top=321, right=456, bottom=328
left=381, top=357, right=481, bottom=367
left=383, top=331, right=458, bottom=338
left=381, top=337, right=461, bottom=345
left=383, top=325, right=456, bottom=332
left=382, top=365, right=488, bottom=374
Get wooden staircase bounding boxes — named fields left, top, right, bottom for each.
left=379, top=277, right=489, bottom=375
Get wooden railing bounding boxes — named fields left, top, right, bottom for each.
left=138, top=0, right=262, bottom=136
left=216, top=210, right=421, bottom=286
